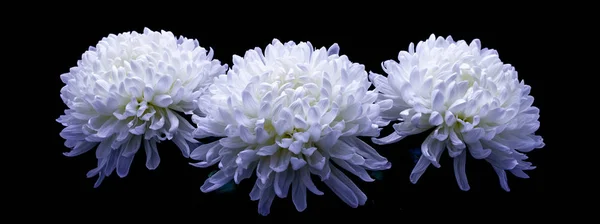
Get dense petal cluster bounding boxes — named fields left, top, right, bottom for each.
left=192, top=39, right=392, bottom=215
left=57, top=28, right=228, bottom=187
left=370, top=34, right=544, bottom=191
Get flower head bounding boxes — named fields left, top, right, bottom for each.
left=192, top=39, right=392, bottom=215
left=370, top=34, right=544, bottom=191
left=57, top=28, right=228, bottom=187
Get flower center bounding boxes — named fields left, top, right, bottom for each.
left=456, top=113, right=473, bottom=123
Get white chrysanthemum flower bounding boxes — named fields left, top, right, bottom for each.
left=57, top=28, right=228, bottom=187
left=191, top=39, right=392, bottom=215
left=370, top=34, right=544, bottom=191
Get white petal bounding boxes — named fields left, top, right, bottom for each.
left=293, top=116, right=308, bottom=130
left=200, top=170, right=234, bottom=192
left=447, top=143, right=463, bottom=158
left=332, top=158, right=373, bottom=182
left=444, top=111, right=456, bottom=126
left=60, top=125, right=87, bottom=141
left=316, top=98, right=330, bottom=111
left=463, top=127, right=484, bottom=143
left=256, top=158, right=273, bottom=184
left=274, top=109, right=293, bottom=135
left=219, top=137, right=247, bottom=148
left=327, top=43, right=340, bottom=55
left=292, top=132, right=309, bottom=143
left=448, top=99, right=467, bottom=113
left=510, top=169, right=530, bottom=179
left=154, top=75, right=173, bottom=94
left=149, top=115, right=165, bottom=130
left=482, top=139, right=510, bottom=152
left=95, top=140, right=112, bottom=159
left=63, top=141, right=96, bottom=157
left=453, top=151, right=470, bottom=191
left=431, top=89, right=445, bottom=111
left=288, top=141, right=303, bottom=154
left=276, top=138, right=293, bottom=149
left=256, top=144, right=279, bottom=156
left=316, top=130, right=341, bottom=149
left=342, top=103, right=361, bottom=121
left=348, top=153, right=366, bottom=165
left=299, top=168, right=323, bottom=195
left=410, top=155, right=431, bottom=184
left=190, top=141, right=218, bottom=160
left=103, top=152, right=118, bottom=176
left=433, top=126, right=448, bottom=141
left=143, top=86, right=154, bottom=102
left=234, top=109, right=252, bottom=127
left=307, top=107, right=321, bottom=125
left=234, top=162, right=257, bottom=184
left=330, top=141, right=355, bottom=160
left=255, top=126, right=271, bottom=144
left=372, top=132, right=404, bottom=145
left=320, top=107, right=339, bottom=125
left=449, top=129, right=466, bottom=149
left=190, top=141, right=223, bottom=168
left=409, top=68, right=421, bottom=87
left=143, top=140, right=160, bottom=170
left=290, top=157, right=307, bottom=170
left=486, top=107, right=507, bottom=122
left=236, top=149, right=258, bottom=168
left=172, top=133, right=193, bottom=157
left=122, top=135, right=141, bottom=157
left=429, top=111, right=443, bottom=126
left=251, top=103, right=269, bottom=122
left=274, top=169, right=294, bottom=198
left=165, top=109, right=179, bottom=133
left=257, top=187, right=276, bottom=216
left=301, top=146, right=317, bottom=156
left=239, top=125, right=256, bottom=144
left=242, top=90, right=259, bottom=112
left=376, top=99, right=393, bottom=111
left=270, top=150, right=291, bottom=172
left=116, top=154, right=135, bottom=178
left=323, top=165, right=367, bottom=208
left=410, top=112, right=422, bottom=127
left=307, top=150, right=326, bottom=170
left=95, top=117, right=119, bottom=138
left=292, top=178, right=308, bottom=212
left=492, top=166, right=510, bottom=192
left=307, top=125, right=321, bottom=142
left=467, top=141, right=491, bottom=159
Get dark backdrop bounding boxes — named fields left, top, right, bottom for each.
left=36, top=16, right=549, bottom=222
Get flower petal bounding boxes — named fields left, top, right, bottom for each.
left=323, top=165, right=367, bottom=208
left=453, top=151, right=470, bottom=191
left=116, top=154, right=135, bottom=178
left=144, top=140, right=160, bottom=170
left=291, top=177, right=308, bottom=211
left=200, top=169, right=234, bottom=192
left=410, top=155, right=431, bottom=184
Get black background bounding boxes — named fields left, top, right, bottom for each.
left=33, top=13, right=554, bottom=222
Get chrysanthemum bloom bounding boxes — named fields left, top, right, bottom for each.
left=370, top=34, right=544, bottom=191
left=191, top=39, right=392, bottom=215
left=57, top=28, right=228, bottom=187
